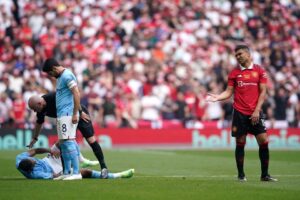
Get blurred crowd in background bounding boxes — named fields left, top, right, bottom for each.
left=0, top=0, right=300, bottom=129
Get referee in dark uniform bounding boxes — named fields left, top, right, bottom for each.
left=206, top=45, right=277, bottom=182
left=28, top=92, right=109, bottom=178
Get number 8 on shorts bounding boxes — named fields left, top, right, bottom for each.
left=57, top=116, right=78, bottom=139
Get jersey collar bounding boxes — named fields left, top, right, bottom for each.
left=57, top=68, right=66, bottom=78
left=240, top=62, right=254, bottom=71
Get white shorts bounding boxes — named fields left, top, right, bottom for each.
left=56, top=116, right=78, bottom=139
left=43, top=154, right=63, bottom=175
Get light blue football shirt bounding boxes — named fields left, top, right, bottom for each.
left=16, top=152, right=53, bottom=179
left=56, top=69, right=78, bottom=117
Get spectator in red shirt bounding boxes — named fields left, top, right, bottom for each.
left=18, top=17, right=32, bottom=46
left=12, top=92, right=26, bottom=128
left=206, top=45, right=277, bottom=182
left=1, top=0, right=300, bottom=128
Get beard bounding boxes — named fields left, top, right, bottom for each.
left=238, top=59, right=247, bottom=66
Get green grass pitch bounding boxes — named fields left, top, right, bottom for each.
left=0, top=149, right=299, bottom=200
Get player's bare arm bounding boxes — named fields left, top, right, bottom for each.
left=28, top=147, right=60, bottom=159
left=71, top=86, right=81, bottom=124
left=27, top=122, right=43, bottom=148
left=206, top=86, right=234, bottom=102
left=28, top=148, right=52, bottom=157
left=250, top=83, right=267, bottom=125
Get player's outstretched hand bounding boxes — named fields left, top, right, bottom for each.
left=26, top=139, right=37, bottom=149
left=205, top=93, right=219, bottom=102
left=80, top=112, right=90, bottom=122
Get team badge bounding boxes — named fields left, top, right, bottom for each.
left=244, top=74, right=250, bottom=79
left=252, top=72, right=258, bottom=78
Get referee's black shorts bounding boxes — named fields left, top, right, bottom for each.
left=77, top=106, right=94, bottom=139
left=231, top=109, right=267, bottom=137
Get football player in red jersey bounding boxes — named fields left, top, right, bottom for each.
left=206, top=45, right=277, bottom=182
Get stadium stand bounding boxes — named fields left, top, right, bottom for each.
left=0, top=0, right=299, bottom=129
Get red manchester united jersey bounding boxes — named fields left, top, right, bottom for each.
left=228, top=63, right=267, bottom=115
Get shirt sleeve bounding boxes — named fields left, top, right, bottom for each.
left=36, top=112, right=45, bottom=124
left=227, top=70, right=235, bottom=87
left=64, top=72, right=77, bottom=89
left=31, top=171, right=53, bottom=179
left=259, top=67, right=268, bottom=84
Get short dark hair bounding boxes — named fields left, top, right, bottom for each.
left=43, top=58, right=60, bottom=72
left=18, top=159, right=34, bottom=172
left=234, top=45, right=250, bottom=52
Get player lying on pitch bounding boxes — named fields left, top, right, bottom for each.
left=16, top=145, right=134, bottom=180
left=28, top=93, right=109, bottom=177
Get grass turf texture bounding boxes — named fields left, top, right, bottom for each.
left=0, top=149, right=299, bottom=200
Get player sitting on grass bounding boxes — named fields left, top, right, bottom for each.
left=16, top=145, right=134, bottom=180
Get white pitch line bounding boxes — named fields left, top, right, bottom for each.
left=115, top=149, right=177, bottom=156
left=1, top=174, right=300, bottom=180
left=0, top=176, right=24, bottom=179
left=135, top=174, right=300, bottom=178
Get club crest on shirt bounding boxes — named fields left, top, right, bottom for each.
left=252, top=72, right=258, bottom=78
left=244, top=74, right=250, bottom=79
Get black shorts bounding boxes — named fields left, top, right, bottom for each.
left=77, top=106, right=94, bottom=139
left=231, top=109, right=267, bottom=137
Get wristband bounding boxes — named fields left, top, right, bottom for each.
left=33, top=137, right=38, bottom=141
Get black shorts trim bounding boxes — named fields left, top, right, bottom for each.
left=231, top=109, right=267, bottom=137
